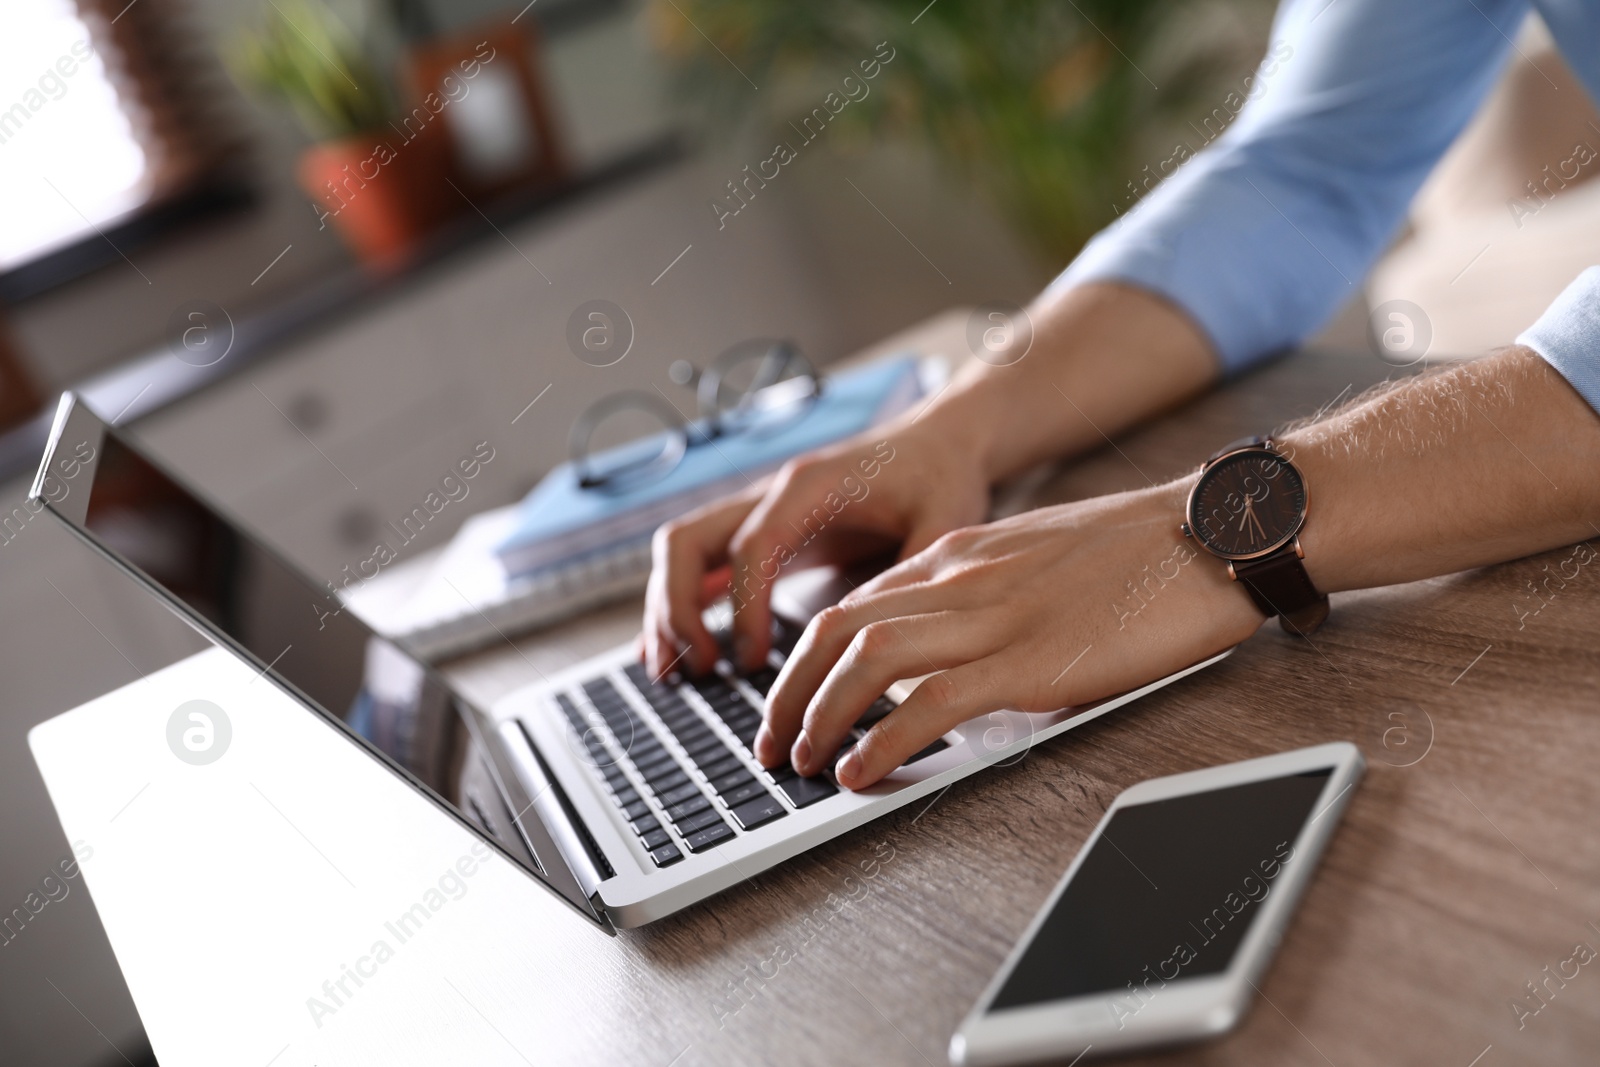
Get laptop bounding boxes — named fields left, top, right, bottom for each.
left=31, top=392, right=1230, bottom=932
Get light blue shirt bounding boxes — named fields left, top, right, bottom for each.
left=1056, top=0, right=1600, bottom=413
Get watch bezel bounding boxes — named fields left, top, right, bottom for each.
left=1184, top=444, right=1310, bottom=562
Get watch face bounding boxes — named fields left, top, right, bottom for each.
left=1187, top=449, right=1307, bottom=559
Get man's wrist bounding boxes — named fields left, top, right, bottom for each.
left=1280, top=347, right=1600, bottom=597
left=1275, top=430, right=1358, bottom=595
left=890, top=368, right=1016, bottom=484
left=1150, top=477, right=1269, bottom=632
left=911, top=284, right=1221, bottom=487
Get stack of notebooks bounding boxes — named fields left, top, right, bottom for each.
left=347, top=354, right=934, bottom=660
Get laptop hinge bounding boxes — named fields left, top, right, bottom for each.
left=472, top=715, right=613, bottom=932
left=493, top=718, right=613, bottom=897
left=515, top=720, right=615, bottom=886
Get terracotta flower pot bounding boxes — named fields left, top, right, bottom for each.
left=297, top=125, right=451, bottom=271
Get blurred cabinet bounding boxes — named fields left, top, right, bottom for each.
left=129, top=153, right=844, bottom=589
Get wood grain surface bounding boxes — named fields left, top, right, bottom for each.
left=444, top=331, right=1599, bottom=1067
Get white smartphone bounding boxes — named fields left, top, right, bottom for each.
left=950, top=742, right=1364, bottom=1065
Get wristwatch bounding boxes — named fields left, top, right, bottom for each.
left=1181, top=436, right=1329, bottom=636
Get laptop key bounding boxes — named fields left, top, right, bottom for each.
left=725, top=721, right=763, bottom=745
left=675, top=807, right=726, bottom=834
left=643, top=756, right=689, bottom=779
left=710, top=769, right=755, bottom=794
left=650, top=843, right=684, bottom=867
left=665, top=794, right=712, bottom=823
left=627, top=737, right=666, bottom=759
left=905, top=738, right=950, bottom=764
left=603, top=715, right=641, bottom=739
left=683, top=821, right=735, bottom=853
left=632, top=758, right=677, bottom=784
left=632, top=749, right=677, bottom=776
left=689, top=738, right=734, bottom=761
left=729, top=793, right=787, bottom=830
left=659, top=781, right=703, bottom=807
left=672, top=727, right=717, bottom=753
left=775, top=774, right=838, bottom=809
left=657, top=709, right=702, bottom=731
left=662, top=712, right=710, bottom=735
left=772, top=617, right=802, bottom=655
left=858, top=697, right=896, bottom=728
left=612, top=786, right=640, bottom=807
left=681, top=732, right=727, bottom=759
left=638, top=700, right=673, bottom=719
left=640, top=828, right=672, bottom=850
left=643, top=769, right=691, bottom=794
left=720, top=708, right=762, bottom=730
left=631, top=814, right=661, bottom=836
left=720, top=779, right=770, bottom=807
left=629, top=751, right=672, bottom=776
left=621, top=799, right=652, bottom=822
left=595, top=706, right=633, bottom=725
left=692, top=674, right=736, bottom=695
left=697, top=752, right=745, bottom=781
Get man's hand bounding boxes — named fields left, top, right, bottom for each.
left=642, top=418, right=990, bottom=679
left=755, top=483, right=1264, bottom=789
left=641, top=284, right=1222, bottom=683
left=753, top=345, right=1600, bottom=792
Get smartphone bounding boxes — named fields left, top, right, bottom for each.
left=950, top=742, right=1364, bottom=1065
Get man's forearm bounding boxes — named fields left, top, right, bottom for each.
left=914, top=282, right=1220, bottom=483
left=1286, top=348, right=1600, bottom=594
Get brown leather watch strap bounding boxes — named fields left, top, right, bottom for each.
left=1232, top=543, right=1330, bottom=636
left=1206, top=434, right=1268, bottom=465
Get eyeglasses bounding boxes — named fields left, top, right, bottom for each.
left=570, top=339, right=821, bottom=492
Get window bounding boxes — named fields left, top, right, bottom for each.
left=0, top=0, right=248, bottom=299
left=0, top=1, right=150, bottom=272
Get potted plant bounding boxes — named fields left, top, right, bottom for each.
left=648, top=0, right=1273, bottom=266
left=228, top=0, right=448, bottom=269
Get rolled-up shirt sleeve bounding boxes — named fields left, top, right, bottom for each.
left=1517, top=267, right=1600, bottom=413
left=1053, top=0, right=1526, bottom=373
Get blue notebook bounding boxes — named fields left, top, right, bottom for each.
left=494, top=356, right=924, bottom=578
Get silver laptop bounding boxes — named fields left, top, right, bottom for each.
left=32, top=392, right=1229, bottom=931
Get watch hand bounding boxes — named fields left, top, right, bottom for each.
left=1239, top=499, right=1266, bottom=540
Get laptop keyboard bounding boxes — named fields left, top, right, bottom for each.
left=550, top=618, right=949, bottom=869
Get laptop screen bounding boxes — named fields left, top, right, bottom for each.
left=74, top=421, right=458, bottom=783
left=32, top=395, right=608, bottom=928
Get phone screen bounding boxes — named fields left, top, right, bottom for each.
left=988, top=768, right=1333, bottom=1012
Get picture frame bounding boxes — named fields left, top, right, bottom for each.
left=404, top=18, right=567, bottom=203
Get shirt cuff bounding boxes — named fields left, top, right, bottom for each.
left=1046, top=145, right=1366, bottom=377
left=1516, top=266, right=1600, bottom=416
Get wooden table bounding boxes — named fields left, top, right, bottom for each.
left=432, top=315, right=1600, bottom=1066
